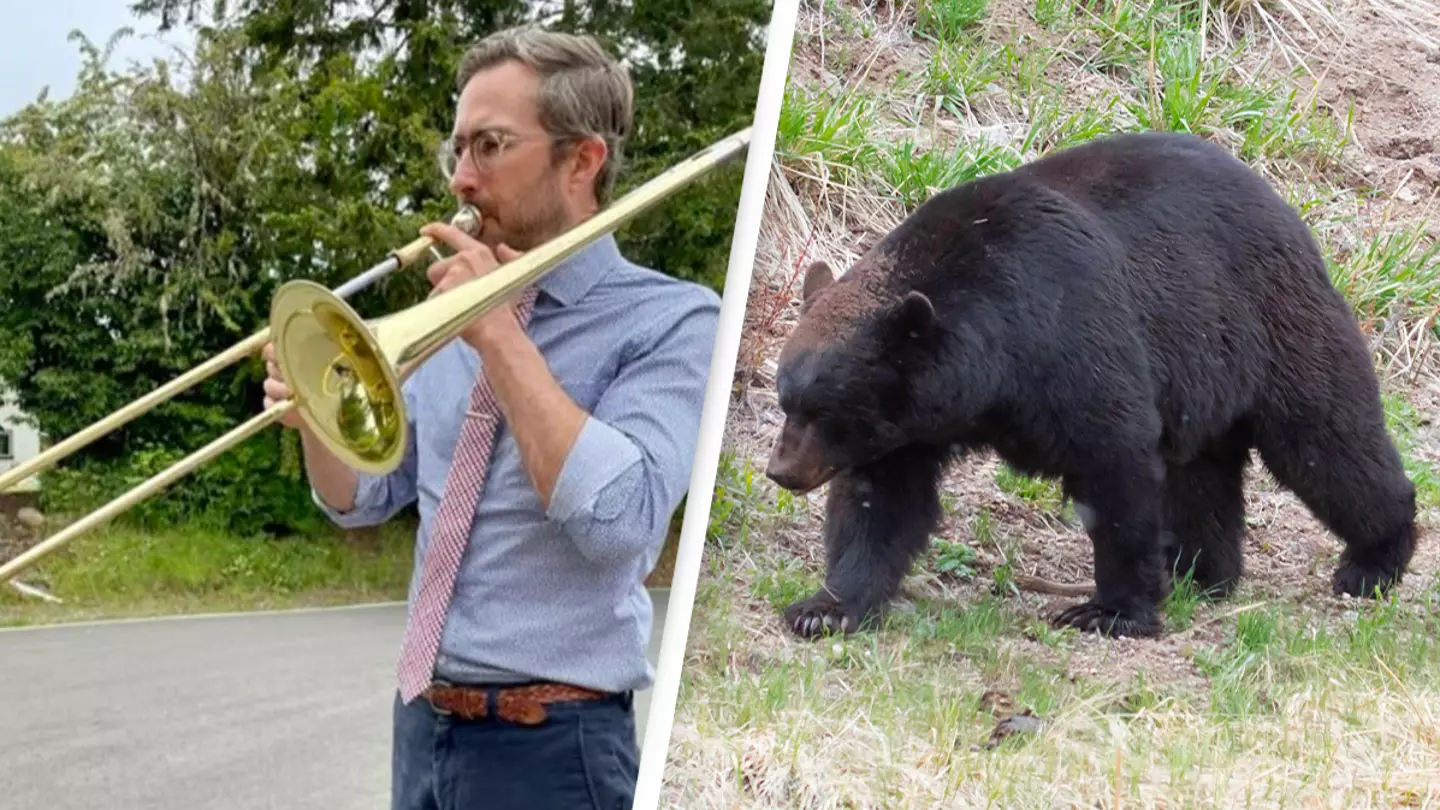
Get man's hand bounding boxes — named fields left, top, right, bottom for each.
left=417, top=220, right=585, bottom=509
left=263, top=341, right=361, bottom=512
left=420, top=222, right=528, bottom=351
left=262, top=341, right=308, bottom=430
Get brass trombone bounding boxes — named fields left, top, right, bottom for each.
left=0, top=127, right=752, bottom=585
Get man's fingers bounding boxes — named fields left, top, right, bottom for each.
left=426, top=253, right=458, bottom=287
left=261, top=350, right=303, bottom=429
left=421, top=222, right=483, bottom=254
left=427, top=245, right=499, bottom=286
left=495, top=243, right=525, bottom=263
left=461, top=242, right=500, bottom=270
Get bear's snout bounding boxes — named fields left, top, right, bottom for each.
left=766, top=457, right=833, bottom=493
left=766, top=421, right=835, bottom=493
left=764, top=457, right=813, bottom=492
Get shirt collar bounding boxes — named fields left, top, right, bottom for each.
left=533, top=231, right=622, bottom=307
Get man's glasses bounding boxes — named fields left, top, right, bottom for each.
left=437, top=128, right=556, bottom=180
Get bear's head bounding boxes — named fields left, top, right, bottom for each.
left=765, top=253, right=937, bottom=493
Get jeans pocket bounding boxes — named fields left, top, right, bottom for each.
left=577, top=713, right=638, bottom=810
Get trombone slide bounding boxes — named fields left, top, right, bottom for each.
left=0, top=208, right=479, bottom=494
left=0, top=331, right=271, bottom=495
left=0, top=401, right=297, bottom=584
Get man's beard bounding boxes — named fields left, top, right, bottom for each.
left=473, top=175, right=571, bottom=251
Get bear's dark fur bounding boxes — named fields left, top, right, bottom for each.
left=765, top=131, right=1418, bottom=639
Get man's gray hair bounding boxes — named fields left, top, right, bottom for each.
left=457, top=26, right=634, bottom=204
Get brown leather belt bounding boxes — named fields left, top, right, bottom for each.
left=422, top=682, right=612, bottom=725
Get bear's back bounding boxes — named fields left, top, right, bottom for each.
left=888, top=132, right=1333, bottom=305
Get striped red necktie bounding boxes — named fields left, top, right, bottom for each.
left=396, top=285, right=540, bottom=703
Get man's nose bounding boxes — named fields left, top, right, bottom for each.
left=449, top=169, right=479, bottom=201
left=448, top=155, right=483, bottom=200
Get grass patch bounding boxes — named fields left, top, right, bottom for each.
left=993, top=464, right=1064, bottom=511
left=673, top=546, right=1440, bottom=807
left=1195, top=592, right=1440, bottom=718
left=774, top=82, right=885, bottom=187
left=1161, top=566, right=1206, bottom=630
left=1383, top=390, right=1440, bottom=511
left=0, top=518, right=414, bottom=626
left=708, top=450, right=803, bottom=551
left=916, top=0, right=990, bottom=42
left=1332, top=219, right=1440, bottom=330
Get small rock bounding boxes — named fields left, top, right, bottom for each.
left=16, top=508, right=44, bottom=532
left=979, top=689, right=1014, bottom=717
left=982, top=711, right=1046, bottom=749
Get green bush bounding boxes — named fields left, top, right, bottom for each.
left=2, top=1, right=768, bottom=536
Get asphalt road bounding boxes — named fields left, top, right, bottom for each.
left=0, top=591, right=667, bottom=810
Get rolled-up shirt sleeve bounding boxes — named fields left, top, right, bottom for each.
left=545, top=286, right=721, bottom=565
left=311, top=385, right=421, bottom=528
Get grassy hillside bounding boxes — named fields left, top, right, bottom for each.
left=666, top=0, right=1440, bottom=807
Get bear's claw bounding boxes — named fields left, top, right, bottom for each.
left=783, top=592, right=858, bottom=638
left=1052, top=601, right=1162, bottom=638
left=1332, top=560, right=1402, bottom=599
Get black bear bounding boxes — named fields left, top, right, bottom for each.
left=764, top=131, right=1418, bottom=639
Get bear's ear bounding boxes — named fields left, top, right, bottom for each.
left=801, top=260, right=835, bottom=304
left=894, top=290, right=936, bottom=339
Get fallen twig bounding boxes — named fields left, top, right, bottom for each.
left=1013, top=572, right=1094, bottom=597
left=7, top=579, right=62, bottom=604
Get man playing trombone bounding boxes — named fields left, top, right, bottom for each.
left=262, top=25, right=721, bottom=810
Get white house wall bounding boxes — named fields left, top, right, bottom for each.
left=0, top=390, right=40, bottom=492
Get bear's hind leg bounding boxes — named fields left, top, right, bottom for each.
left=1162, top=428, right=1252, bottom=598
left=784, top=444, right=948, bottom=639
left=1053, top=454, right=1168, bottom=638
left=1255, top=400, right=1417, bottom=599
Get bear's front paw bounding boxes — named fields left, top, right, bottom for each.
left=783, top=591, right=860, bottom=638
left=1332, top=560, right=1402, bottom=599
left=1052, top=601, right=1162, bottom=638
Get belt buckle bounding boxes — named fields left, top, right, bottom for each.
left=425, top=679, right=454, bottom=717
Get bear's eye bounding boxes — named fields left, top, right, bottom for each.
left=775, top=363, right=815, bottom=415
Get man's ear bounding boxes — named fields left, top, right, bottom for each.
left=566, top=135, right=609, bottom=196
left=801, top=260, right=835, bottom=307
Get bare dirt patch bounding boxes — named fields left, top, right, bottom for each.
left=1287, top=2, right=1440, bottom=220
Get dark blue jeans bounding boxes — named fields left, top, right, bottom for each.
left=390, top=686, right=639, bottom=810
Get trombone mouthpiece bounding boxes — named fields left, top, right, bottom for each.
left=451, top=205, right=482, bottom=237
left=392, top=205, right=484, bottom=268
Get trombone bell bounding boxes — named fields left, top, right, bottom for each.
left=270, top=281, right=408, bottom=476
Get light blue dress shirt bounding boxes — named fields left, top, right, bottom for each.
left=313, top=233, right=721, bottom=694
